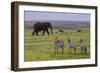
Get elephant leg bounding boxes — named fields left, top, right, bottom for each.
left=46, top=29, right=49, bottom=35
left=43, top=30, right=45, bottom=35
left=36, top=31, right=39, bottom=36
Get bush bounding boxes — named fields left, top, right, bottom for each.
left=77, top=29, right=81, bottom=32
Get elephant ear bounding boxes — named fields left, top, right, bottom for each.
left=33, top=22, right=41, bottom=28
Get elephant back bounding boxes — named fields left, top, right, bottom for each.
left=42, top=22, right=52, bottom=29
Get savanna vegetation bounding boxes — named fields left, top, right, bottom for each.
left=24, top=28, right=90, bottom=61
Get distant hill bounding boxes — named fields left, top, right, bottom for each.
left=24, top=20, right=90, bottom=29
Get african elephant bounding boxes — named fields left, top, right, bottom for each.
left=32, top=22, right=53, bottom=36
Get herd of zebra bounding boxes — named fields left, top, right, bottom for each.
left=54, top=36, right=87, bottom=54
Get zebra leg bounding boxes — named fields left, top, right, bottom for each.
left=74, top=47, right=76, bottom=54
left=69, top=49, right=71, bottom=54
left=81, top=48, right=83, bottom=54
left=80, top=48, right=82, bottom=54
left=69, top=48, right=71, bottom=54
left=55, top=48, right=57, bottom=54
left=55, top=48, right=56, bottom=54
left=84, top=47, right=87, bottom=54
left=62, top=46, right=64, bottom=54
left=57, top=48, right=58, bottom=54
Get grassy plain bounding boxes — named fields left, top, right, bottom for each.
left=24, top=28, right=90, bottom=61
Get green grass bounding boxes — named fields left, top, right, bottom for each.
left=24, top=28, right=90, bottom=61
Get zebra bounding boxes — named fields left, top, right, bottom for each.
left=54, top=37, right=64, bottom=54
left=67, top=38, right=76, bottom=54
left=80, top=39, right=87, bottom=54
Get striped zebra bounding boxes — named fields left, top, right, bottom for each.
left=80, top=39, right=87, bottom=54
left=54, top=37, right=64, bottom=54
left=67, top=38, right=76, bottom=54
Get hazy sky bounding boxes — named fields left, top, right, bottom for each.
left=24, top=11, right=90, bottom=22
